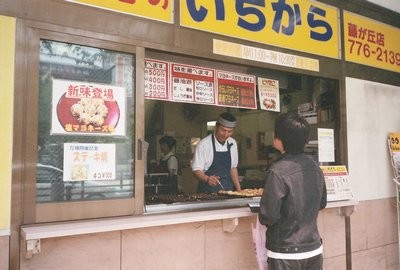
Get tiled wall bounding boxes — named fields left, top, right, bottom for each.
left=20, top=198, right=399, bottom=270
left=0, top=236, right=9, bottom=270
left=323, top=198, right=399, bottom=270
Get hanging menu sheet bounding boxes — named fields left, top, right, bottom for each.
left=216, top=71, right=257, bottom=109
left=145, top=59, right=169, bottom=100
left=320, top=165, right=354, bottom=202
left=258, top=77, right=280, bottom=112
left=171, top=63, right=215, bottom=104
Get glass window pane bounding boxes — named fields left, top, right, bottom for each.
left=37, top=40, right=135, bottom=203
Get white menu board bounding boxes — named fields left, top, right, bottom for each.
left=145, top=59, right=169, bottom=100
left=320, top=165, right=354, bottom=201
left=318, top=128, right=335, bottom=162
left=171, top=63, right=215, bottom=104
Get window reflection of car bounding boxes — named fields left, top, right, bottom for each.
left=36, top=163, right=66, bottom=202
left=36, top=163, right=133, bottom=203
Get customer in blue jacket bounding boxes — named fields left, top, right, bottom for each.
left=259, top=112, right=327, bottom=270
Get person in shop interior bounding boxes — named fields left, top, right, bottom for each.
left=157, top=135, right=179, bottom=194
left=191, top=112, right=241, bottom=193
left=258, top=112, right=327, bottom=270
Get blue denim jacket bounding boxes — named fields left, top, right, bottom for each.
left=258, top=153, right=327, bottom=253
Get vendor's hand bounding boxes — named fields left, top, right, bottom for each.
left=207, top=175, right=220, bottom=186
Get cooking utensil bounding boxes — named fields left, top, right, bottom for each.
left=217, top=180, right=224, bottom=190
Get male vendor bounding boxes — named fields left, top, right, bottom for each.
left=192, top=112, right=241, bottom=193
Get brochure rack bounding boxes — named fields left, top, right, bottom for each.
left=388, top=133, right=400, bottom=258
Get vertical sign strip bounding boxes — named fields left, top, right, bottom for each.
left=0, top=16, right=15, bottom=233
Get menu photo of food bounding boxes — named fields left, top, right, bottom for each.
left=51, top=79, right=126, bottom=136
left=257, top=77, right=280, bottom=112
left=57, top=95, right=119, bottom=132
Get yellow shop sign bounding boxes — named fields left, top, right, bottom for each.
left=181, top=0, right=340, bottom=59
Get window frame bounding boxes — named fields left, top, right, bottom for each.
left=22, top=27, right=145, bottom=223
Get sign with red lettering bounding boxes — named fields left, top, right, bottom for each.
left=258, top=77, right=280, bottom=112
left=145, top=59, right=169, bottom=100
left=344, top=11, right=400, bottom=73
left=51, top=79, right=126, bottom=136
left=67, top=0, right=173, bottom=23
left=216, top=71, right=256, bottom=110
left=171, top=63, right=215, bottom=104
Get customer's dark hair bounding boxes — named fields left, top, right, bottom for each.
left=274, top=112, right=310, bottom=154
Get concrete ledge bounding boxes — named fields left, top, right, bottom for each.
left=21, top=200, right=358, bottom=258
left=21, top=207, right=255, bottom=241
left=0, top=229, right=10, bottom=237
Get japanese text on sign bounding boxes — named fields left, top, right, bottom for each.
left=320, top=165, right=354, bottom=202
left=258, top=77, right=280, bottom=112
left=344, top=11, right=400, bottom=73
left=216, top=71, right=256, bottom=109
left=171, top=63, right=215, bottom=104
left=63, top=143, right=116, bottom=181
left=67, top=0, right=173, bottom=23
left=65, top=83, right=115, bottom=101
left=145, top=59, right=169, bottom=100
left=51, top=79, right=127, bottom=136
left=181, top=0, right=340, bottom=59
left=213, top=39, right=319, bottom=72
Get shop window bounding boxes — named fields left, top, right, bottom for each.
left=36, top=40, right=135, bottom=203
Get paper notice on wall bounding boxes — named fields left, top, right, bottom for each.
left=320, top=165, right=354, bottom=202
left=258, top=77, right=280, bottom=112
left=63, top=143, right=116, bottom=181
left=318, top=128, right=335, bottom=162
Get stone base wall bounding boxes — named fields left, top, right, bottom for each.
left=19, top=198, right=399, bottom=270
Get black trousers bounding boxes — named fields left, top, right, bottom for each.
left=267, top=254, right=323, bottom=270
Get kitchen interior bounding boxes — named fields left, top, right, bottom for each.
left=143, top=52, right=339, bottom=208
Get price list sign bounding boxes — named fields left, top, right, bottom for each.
left=145, top=59, right=169, bottom=100
left=216, top=71, right=256, bottom=109
left=171, top=63, right=215, bottom=104
left=320, top=166, right=354, bottom=202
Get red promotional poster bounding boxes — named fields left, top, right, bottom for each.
left=216, top=71, right=257, bottom=109
left=51, top=79, right=126, bottom=136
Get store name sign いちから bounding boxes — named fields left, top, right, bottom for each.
left=181, top=0, right=340, bottom=59
left=68, top=0, right=339, bottom=59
